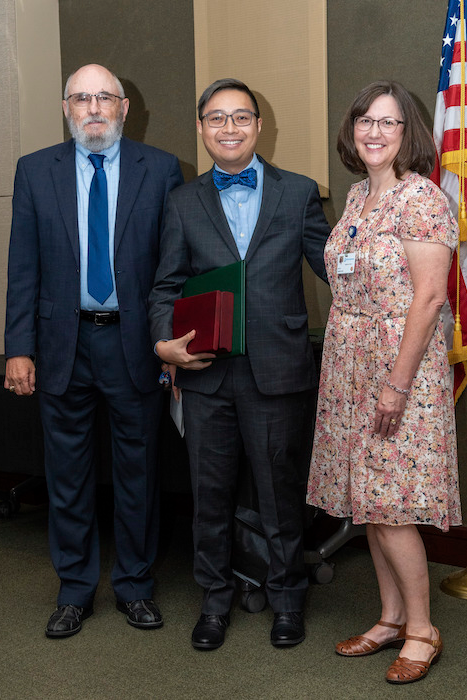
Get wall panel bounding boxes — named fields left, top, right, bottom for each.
left=193, top=0, right=328, bottom=196
left=58, top=0, right=197, bottom=181
left=0, top=0, right=62, bottom=354
left=0, top=1, right=19, bottom=198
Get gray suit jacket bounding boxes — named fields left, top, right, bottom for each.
left=148, top=156, right=330, bottom=395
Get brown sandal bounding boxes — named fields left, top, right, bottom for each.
left=386, top=627, right=442, bottom=684
left=335, top=620, right=406, bottom=657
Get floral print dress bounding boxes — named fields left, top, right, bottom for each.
left=307, top=172, right=462, bottom=532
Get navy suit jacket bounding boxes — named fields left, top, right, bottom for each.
left=5, top=136, right=183, bottom=395
left=148, top=157, right=330, bottom=396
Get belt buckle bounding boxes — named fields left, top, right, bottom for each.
left=94, top=312, right=108, bottom=326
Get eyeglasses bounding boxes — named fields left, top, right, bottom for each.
left=66, top=92, right=124, bottom=107
left=354, top=116, right=404, bottom=134
left=201, top=109, right=258, bottom=128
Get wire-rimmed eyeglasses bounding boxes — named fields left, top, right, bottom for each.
left=66, top=92, right=124, bottom=107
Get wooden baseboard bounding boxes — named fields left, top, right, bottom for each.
left=419, top=525, right=467, bottom=568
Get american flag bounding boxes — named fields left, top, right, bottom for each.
left=432, top=0, right=467, bottom=402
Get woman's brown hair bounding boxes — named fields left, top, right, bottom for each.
left=337, top=80, right=435, bottom=179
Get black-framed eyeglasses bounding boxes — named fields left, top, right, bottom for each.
left=354, top=116, right=404, bottom=134
left=66, top=92, right=124, bottom=106
left=201, top=109, right=258, bottom=128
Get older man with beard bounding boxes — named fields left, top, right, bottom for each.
left=4, top=64, right=183, bottom=637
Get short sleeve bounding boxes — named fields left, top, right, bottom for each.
left=396, top=177, right=459, bottom=251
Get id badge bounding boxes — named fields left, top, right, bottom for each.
left=337, top=252, right=356, bottom=275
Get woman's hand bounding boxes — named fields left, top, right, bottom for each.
left=374, top=384, right=407, bottom=438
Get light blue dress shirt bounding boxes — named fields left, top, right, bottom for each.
left=214, top=153, right=264, bottom=259
left=75, top=140, right=120, bottom=311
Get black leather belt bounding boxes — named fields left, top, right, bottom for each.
left=80, top=310, right=120, bottom=325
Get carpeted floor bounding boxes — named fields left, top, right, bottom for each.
left=0, top=495, right=466, bottom=700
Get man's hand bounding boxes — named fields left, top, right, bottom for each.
left=156, top=330, right=215, bottom=371
left=4, top=356, right=36, bottom=396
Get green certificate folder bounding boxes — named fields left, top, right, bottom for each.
left=183, top=260, right=246, bottom=356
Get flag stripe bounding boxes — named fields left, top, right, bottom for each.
left=443, top=83, right=467, bottom=108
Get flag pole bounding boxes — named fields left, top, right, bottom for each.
left=459, top=0, right=467, bottom=242
left=449, top=0, right=467, bottom=365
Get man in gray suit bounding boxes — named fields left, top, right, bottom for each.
left=149, top=78, right=330, bottom=650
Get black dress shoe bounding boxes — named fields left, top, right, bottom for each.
left=45, top=604, right=93, bottom=638
left=116, top=599, right=163, bottom=629
left=271, top=612, right=305, bottom=647
left=191, top=614, right=230, bottom=650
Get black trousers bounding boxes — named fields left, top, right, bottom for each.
left=39, top=320, right=163, bottom=608
left=182, top=355, right=312, bottom=615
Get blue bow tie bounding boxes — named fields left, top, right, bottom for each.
left=212, top=168, right=257, bottom=191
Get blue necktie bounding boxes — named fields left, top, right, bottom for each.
left=212, top=167, right=257, bottom=191
left=88, top=153, right=113, bottom=304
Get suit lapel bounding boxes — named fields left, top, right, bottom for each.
left=245, top=158, right=283, bottom=262
left=197, top=169, right=241, bottom=260
left=51, top=140, right=79, bottom=265
left=115, top=137, right=147, bottom=253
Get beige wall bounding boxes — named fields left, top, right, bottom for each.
left=15, top=0, right=63, bottom=157
left=0, top=0, right=63, bottom=355
left=193, top=0, right=328, bottom=196
left=0, top=0, right=20, bottom=357
left=193, top=0, right=331, bottom=329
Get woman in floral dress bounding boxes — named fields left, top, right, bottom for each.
left=307, top=81, right=462, bottom=684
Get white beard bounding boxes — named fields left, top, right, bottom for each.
left=67, top=112, right=124, bottom=152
